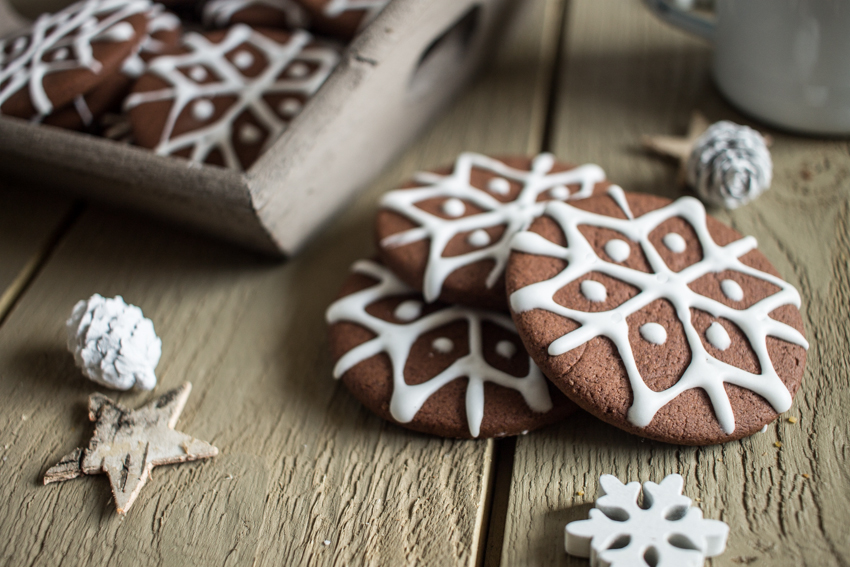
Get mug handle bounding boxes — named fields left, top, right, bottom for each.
left=641, top=0, right=715, bottom=42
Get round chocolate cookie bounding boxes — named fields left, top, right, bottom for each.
left=326, top=259, right=577, bottom=439
left=0, top=0, right=151, bottom=120
left=42, top=5, right=182, bottom=132
left=376, top=152, right=610, bottom=311
left=506, top=188, right=809, bottom=445
left=203, top=0, right=310, bottom=30
left=124, top=24, right=340, bottom=170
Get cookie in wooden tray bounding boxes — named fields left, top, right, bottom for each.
left=376, top=152, right=610, bottom=311
left=42, top=5, right=182, bottom=131
left=124, top=24, right=340, bottom=170
left=0, top=0, right=151, bottom=120
left=297, top=0, right=389, bottom=40
left=505, top=189, right=809, bottom=445
left=326, top=259, right=578, bottom=439
left=203, top=0, right=310, bottom=30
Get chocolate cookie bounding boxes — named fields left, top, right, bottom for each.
left=376, top=152, right=610, bottom=311
left=506, top=189, right=809, bottom=445
left=0, top=0, right=151, bottom=120
left=326, top=259, right=577, bottom=439
left=203, top=0, right=310, bottom=30
left=124, top=25, right=340, bottom=170
left=42, top=5, right=182, bottom=131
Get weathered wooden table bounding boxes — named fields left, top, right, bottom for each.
left=1, top=1, right=848, bottom=565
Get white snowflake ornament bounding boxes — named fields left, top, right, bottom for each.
left=565, top=474, right=728, bottom=567
left=66, top=294, right=162, bottom=391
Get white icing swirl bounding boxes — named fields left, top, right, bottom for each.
left=604, top=239, right=631, bottom=263
left=639, top=322, right=667, bottom=345
left=706, top=322, right=731, bottom=351
left=721, top=279, right=744, bottom=302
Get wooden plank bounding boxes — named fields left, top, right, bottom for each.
left=0, top=184, right=76, bottom=320
left=499, top=1, right=850, bottom=566
left=0, top=2, right=559, bottom=565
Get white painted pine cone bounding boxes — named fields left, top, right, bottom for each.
left=66, top=294, right=161, bottom=390
left=686, top=121, right=772, bottom=209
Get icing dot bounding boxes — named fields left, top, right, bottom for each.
left=467, top=229, right=491, bottom=248
left=238, top=124, right=263, bottom=144
left=706, top=322, right=731, bottom=351
left=639, top=322, right=667, bottom=345
left=96, top=22, right=135, bottom=42
left=487, top=177, right=511, bottom=195
left=232, top=50, right=255, bottom=69
left=604, top=239, right=631, bottom=263
left=549, top=185, right=570, bottom=200
left=287, top=62, right=310, bottom=77
left=189, top=65, right=208, bottom=82
left=496, top=340, right=517, bottom=359
left=192, top=99, right=215, bottom=121
left=278, top=97, right=302, bottom=116
left=580, top=280, right=607, bottom=303
left=721, top=279, right=744, bottom=302
left=394, top=300, right=422, bottom=322
left=663, top=232, right=687, bottom=253
left=432, top=337, right=454, bottom=354
left=51, top=47, right=70, bottom=61
left=441, top=198, right=466, bottom=218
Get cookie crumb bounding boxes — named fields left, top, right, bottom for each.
left=802, top=473, right=810, bottom=479
left=21, top=415, right=27, bottom=421
left=694, top=497, right=701, bottom=502
left=774, top=441, right=782, bottom=448
left=576, top=490, right=585, bottom=497
left=787, top=416, right=798, bottom=424
left=323, top=540, right=330, bottom=546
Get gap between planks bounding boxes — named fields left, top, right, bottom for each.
left=0, top=201, right=84, bottom=326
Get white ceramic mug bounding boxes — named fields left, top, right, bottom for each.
left=643, top=0, right=850, bottom=136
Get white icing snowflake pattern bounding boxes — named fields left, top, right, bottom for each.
left=325, top=260, right=553, bottom=437
left=565, top=474, right=729, bottom=567
left=380, top=152, right=607, bottom=302
left=123, top=25, right=339, bottom=169
left=202, top=0, right=309, bottom=28
left=0, top=0, right=151, bottom=116
left=510, top=191, right=808, bottom=434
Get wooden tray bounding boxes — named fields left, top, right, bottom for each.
left=0, top=0, right=511, bottom=255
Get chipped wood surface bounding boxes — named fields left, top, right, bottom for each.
left=0, top=1, right=560, bottom=565
left=499, top=2, right=850, bottom=566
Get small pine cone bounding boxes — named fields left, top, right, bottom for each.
left=686, top=121, right=772, bottom=209
left=66, top=294, right=161, bottom=391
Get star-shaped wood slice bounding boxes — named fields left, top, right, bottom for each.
left=44, top=382, right=218, bottom=514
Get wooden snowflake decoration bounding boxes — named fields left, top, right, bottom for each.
left=565, top=474, right=728, bottom=567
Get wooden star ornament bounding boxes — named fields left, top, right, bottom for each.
left=44, top=382, right=218, bottom=514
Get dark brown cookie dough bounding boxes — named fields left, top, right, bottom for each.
left=376, top=153, right=610, bottom=311
left=0, top=0, right=150, bottom=119
left=326, top=259, right=577, bottom=439
left=506, top=190, right=808, bottom=445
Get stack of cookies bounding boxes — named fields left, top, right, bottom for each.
left=326, top=152, right=809, bottom=445
left=0, top=0, right=388, bottom=170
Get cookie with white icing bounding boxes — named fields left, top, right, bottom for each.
left=203, top=0, right=310, bottom=30
left=296, top=0, right=389, bottom=41
left=0, top=0, right=152, bottom=120
left=376, top=153, right=610, bottom=311
left=42, top=5, right=181, bottom=131
left=124, top=25, right=340, bottom=170
left=506, top=190, right=808, bottom=445
left=326, top=260, right=577, bottom=439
